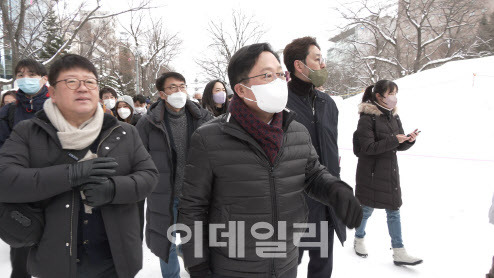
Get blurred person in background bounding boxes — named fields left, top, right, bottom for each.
left=133, top=94, right=148, bottom=116
left=99, top=87, right=117, bottom=115
left=201, top=80, right=228, bottom=117
left=1, top=90, right=17, bottom=107
left=352, top=79, right=422, bottom=266
left=115, top=95, right=141, bottom=126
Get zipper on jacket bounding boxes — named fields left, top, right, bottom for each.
left=268, top=165, right=278, bottom=278
left=69, top=190, right=75, bottom=256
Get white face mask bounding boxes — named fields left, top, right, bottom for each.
left=134, top=106, right=147, bottom=115
left=241, top=78, right=288, bottom=113
left=117, top=107, right=132, bottom=119
left=165, top=92, right=187, bottom=109
left=104, top=99, right=116, bottom=109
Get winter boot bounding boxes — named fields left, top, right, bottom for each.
left=354, top=237, right=368, bottom=258
left=392, top=247, right=423, bottom=266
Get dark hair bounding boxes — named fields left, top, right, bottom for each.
left=362, top=80, right=398, bottom=103
left=283, top=36, right=320, bottom=74
left=133, top=94, right=146, bottom=104
left=99, top=87, right=118, bottom=99
left=48, top=54, right=98, bottom=87
left=227, top=43, right=280, bottom=91
left=202, top=80, right=228, bottom=117
left=14, top=59, right=47, bottom=77
left=155, top=72, right=186, bottom=92
left=1, top=90, right=17, bottom=107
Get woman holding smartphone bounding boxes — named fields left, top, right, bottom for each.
left=352, top=79, right=422, bottom=266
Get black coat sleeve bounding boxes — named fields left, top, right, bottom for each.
left=110, top=125, right=158, bottom=204
left=356, top=115, right=400, bottom=155
left=0, top=121, right=72, bottom=203
left=178, top=129, right=213, bottom=268
left=396, top=117, right=415, bottom=151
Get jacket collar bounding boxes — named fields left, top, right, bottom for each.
left=16, top=86, right=49, bottom=112
left=288, top=74, right=315, bottom=98
left=358, top=101, right=398, bottom=116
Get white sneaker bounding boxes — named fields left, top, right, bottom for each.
left=392, top=247, right=423, bottom=266
left=354, top=237, right=368, bottom=258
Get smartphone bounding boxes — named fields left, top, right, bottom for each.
left=407, top=130, right=421, bottom=137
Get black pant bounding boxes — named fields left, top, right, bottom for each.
left=138, top=200, right=145, bottom=241
left=298, top=227, right=335, bottom=278
left=77, top=253, right=118, bottom=278
left=212, top=266, right=297, bottom=278
left=10, top=247, right=30, bottom=278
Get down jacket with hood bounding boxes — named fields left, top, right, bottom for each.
left=354, top=102, right=414, bottom=210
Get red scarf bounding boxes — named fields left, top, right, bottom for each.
left=228, top=94, right=283, bottom=164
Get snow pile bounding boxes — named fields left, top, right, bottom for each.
left=0, top=56, right=493, bottom=277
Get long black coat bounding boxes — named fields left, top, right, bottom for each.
left=136, top=99, right=213, bottom=262
left=0, top=111, right=158, bottom=278
left=178, top=109, right=355, bottom=278
left=354, top=102, right=414, bottom=210
left=286, top=78, right=346, bottom=246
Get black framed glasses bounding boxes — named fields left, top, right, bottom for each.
left=239, top=72, right=286, bottom=83
left=54, top=78, right=98, bottom=90
left=165, top=84, right=187, bottom=93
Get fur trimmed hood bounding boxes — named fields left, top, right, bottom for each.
left=358, top=101, right=398, bottom=116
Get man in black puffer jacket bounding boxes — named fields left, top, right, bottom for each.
left=178, top=43, right=363, bottom=278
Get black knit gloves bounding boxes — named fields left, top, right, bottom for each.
left=80, top=178, right=116, bottom=207
left=68, top=157, right=118, bottom=188
left=330, top=183, right=363, bottom=229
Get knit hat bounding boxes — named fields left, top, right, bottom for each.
left=116, top=95, right=135, bottom=111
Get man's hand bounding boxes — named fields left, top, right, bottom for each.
left=69, top=157, right=118, bottom=188
left=80, top=178, right=115, bottom=207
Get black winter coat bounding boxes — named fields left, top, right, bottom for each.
left=0, top=86, right=49, bottom=148
left=354, top=102, right=414, bottom=210
left=287, top=76, right=346, bottom=245
left=178, top=109, right=355, bottom=278
left=0, top=111, right=158, bottom=278
left=136, top=99, right=213, bottom=262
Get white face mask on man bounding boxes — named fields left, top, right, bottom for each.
left=240, top=78, right=288, bottom=113
left=165, top=92, right=187, bottom=109
left=134, top=106, right=147, bottom=115
left=104, top=99, right=116, bottom=109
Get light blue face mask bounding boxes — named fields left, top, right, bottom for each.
left=17, top=78, right=42, bottom=95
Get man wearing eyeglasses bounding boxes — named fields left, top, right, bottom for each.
left=0, top=54, right=159, bottom=278
left=136, top=72, right=213, bottom=278
left=178, top=43, right=362, bottom=278
left=0, top=58, right=49, bottom=278
left=283, top=37, right=343, bottom=278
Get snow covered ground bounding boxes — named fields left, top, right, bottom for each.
left=0, top=56, right=493, bottom=277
